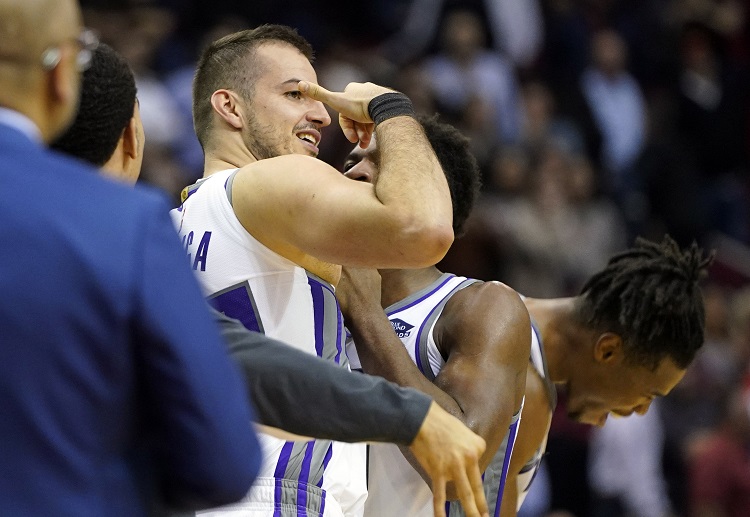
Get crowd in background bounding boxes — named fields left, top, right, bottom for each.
left=79, top=0, right=750, bottom=515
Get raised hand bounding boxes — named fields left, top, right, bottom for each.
left=335, top=266, right=383, bottom=320
left=298, top=81, right=395, bottom=148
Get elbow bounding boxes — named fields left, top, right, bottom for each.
left=396, top=221, right=454, bottom=267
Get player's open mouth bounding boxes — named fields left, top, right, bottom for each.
left=297, top=131, right=321, bottom=153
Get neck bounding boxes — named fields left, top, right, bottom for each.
left=379, top=266, right=444, bottom=308
left=203, top=138, right=258, bottom=176
left=524, top=297, right=584, bottom=385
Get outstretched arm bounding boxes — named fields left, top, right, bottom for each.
left=230, top=82, right=453, bottom=269
left=216, top=308, right=428, bottom=444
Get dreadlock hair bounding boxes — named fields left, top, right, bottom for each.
left=51, top=43, right=136, bottom=166
left=192, top=24, right=314, bottom=151
left=419, top=114, right=482, bottom=236
left=575, top=235, right=714, bottom=370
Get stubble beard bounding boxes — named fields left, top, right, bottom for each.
left=242, top=112, right=291, bottom=160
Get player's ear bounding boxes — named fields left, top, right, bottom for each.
left=593, top=333, right=623, bottom=364
left=122, top=115, right=138, bottom=159
left=210, top=89, right=244, bottom=130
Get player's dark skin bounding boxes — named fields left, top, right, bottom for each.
left=337, top=138, right=531, bottom=499
left=340, top=139, right=689, bottom=517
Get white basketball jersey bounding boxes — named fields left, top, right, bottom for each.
left=171, top=169, right=366, bottom=517
left=346, top=273, right=522, bottom=517
left=515, top=321, right=556, bottom=511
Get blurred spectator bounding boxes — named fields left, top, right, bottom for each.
left=519, top=79, right=586, bottom=156
left=481, top=144, right=575, bottom=297
left=378, top=0, right=544, bottom=68
left=421, top=8, right=522, bottom=144
left=632, top=93, right=709, bottom=247
left=164, top=15, right=251, bottom=181
left=674, top=21, right=749, bottom=242
left=480, top=144, right=624, bottom=297
left=580, top=28, right=647, bottom=195
left=688, top=383, right=750, bottom=517
left=561, top=154, right=627, bottom=289
left=588, top=401, right=674, bottom=517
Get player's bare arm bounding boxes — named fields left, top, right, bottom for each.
left=230, top=82, right=454, bottom=270
left=498, top=366, right=553, bottom=517
left=338, top=268, right=531, bottom=474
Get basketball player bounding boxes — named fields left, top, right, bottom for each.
left=173, top=22, right=472, bottom=517
left=52, top=42, right=488, bottom=517
left=339, top=122, right=712, bottom=517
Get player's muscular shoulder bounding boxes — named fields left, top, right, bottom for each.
left=435, top=280, right=530, bottom=358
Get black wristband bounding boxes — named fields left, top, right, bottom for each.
left=368, top=92, right=416, bottom=125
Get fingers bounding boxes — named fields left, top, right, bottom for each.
left=339, top=116, right=358, bottom=143
left=431, top=475, right=447, bottom=517
left=465, top=462, right=490, bottom=517
left=298, top=81, right=338, bottom=105
left=300, top=80, right=357, bottom=119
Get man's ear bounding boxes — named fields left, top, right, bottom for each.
left=210, top=89, right=244, bottom=130
left=48, top=49, right=77, bottom=106
left=122, top=115, right=138, bottom=159
left=593, top=332, right=623, bottom=364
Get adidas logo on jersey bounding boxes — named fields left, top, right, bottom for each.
left=390, top=318, right=414, bottom=338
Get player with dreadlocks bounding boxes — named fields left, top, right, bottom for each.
left=497, top=236, right=711, bottom=516
left=339, top=129, right=714, bottom=515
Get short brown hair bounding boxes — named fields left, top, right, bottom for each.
left=192, top=24, right=314, bottom=150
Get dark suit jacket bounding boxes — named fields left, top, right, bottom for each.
left=0, top=122, right=261, bottom=516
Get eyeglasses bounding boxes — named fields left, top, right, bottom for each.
left=40, top=28, right=99, bottom=72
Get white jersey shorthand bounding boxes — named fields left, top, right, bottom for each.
left=515, top=320, right=556, bottom=512
left=171, top=169, right=366, bottom=517
left=346, top=273, right=524, bottom=517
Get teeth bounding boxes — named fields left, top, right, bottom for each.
left=299, top=134, right=317, bottom=145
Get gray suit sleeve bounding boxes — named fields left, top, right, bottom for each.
left=212, top=308, right=431, bottom=445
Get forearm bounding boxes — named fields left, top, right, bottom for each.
left=215, top=310, right=430, bottom=444
left=373, top=116, right=453, bottom=262
left=346, top=307, right=464, bottom=419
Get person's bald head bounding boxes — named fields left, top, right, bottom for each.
left=0, top=0, right=85, bottom=142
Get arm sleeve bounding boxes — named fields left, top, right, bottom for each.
left=135, top=198, right=261, bottom=510
left=213, top=309, right=431, bottom=445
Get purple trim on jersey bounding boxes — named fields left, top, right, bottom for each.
left=316, top=444, right=334, bottom=488
left=307, top=275, right=343, bottom=364
left=308, top=278, right=326, bottom=358
left=445, top=501, right=451, bottom=516
left=494, top=418, right=520, bottom=517
left=385, top=274, right=455, bottom=316
left=412, top=316, right=432, bottom=376
left=297, top=441, right=316, bottom=517
left=335, top=303, right=343, bottom=364
left=273, top=441, right=295, bottom=515
left=209, top=283, right=263, bottom=333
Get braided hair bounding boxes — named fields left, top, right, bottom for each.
left=575, top=235, right=714, bottom=370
